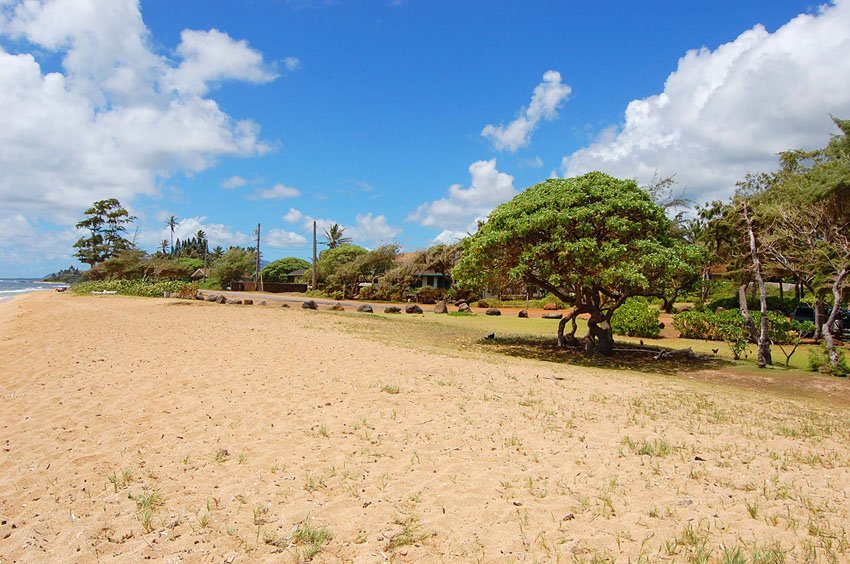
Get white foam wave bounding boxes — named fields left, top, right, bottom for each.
left=0, top=287, right=51, bottom=294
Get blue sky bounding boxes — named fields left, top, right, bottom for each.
left=2, top=0, right=850, bottom=277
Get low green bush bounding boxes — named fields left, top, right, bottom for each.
left=611, top=298, right=660, bottom=338
left=707, top=295, right=801, bottom=315
left=807, top=347, right=850, bottom=376
left=672, top=310, right=718, bottom=340
left=72, top=279, right=191, bottom=297
left=673, top=308, right=749, bottom=359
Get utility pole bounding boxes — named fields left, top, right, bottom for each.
left=255, top=223, right=262, bottom=292
left=311, top=220, right=317, bottom=290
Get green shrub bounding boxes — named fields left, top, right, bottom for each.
left=672, top=310, right=718, bottom=340
left=414, top=286, right=444, bottom=304
left=611, top=298, right=660, bottom=338
left=673, top=308, right=749, bottom=359
left=72, top=279, right=191, bottom=297
left=807, top=346, right=850, bottom=376
left=707, top=296, right=801, bottom=316
left=713, top=310, right=749, bottom=360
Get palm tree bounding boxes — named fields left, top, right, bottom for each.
left=322, top=223, right=352, bottom=249
left=166, top=215, right=179, bottom=254
left=160, top=239, right=169, bottom=254
left=197, top=229, right=208, bottom=278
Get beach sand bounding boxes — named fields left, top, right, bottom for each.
left=1, top=292, right=849, bottom=562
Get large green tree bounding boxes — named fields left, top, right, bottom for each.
left=73, top=199, right=136, bottom=267
left=210, top=248, right=257, bottom=290
left=453, top=172, right=704, bottom=356
left=261, top=257, right=311, bottom=282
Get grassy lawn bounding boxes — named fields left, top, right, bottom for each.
left=320, top=307, right=849, bottom=407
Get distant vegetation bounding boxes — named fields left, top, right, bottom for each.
left=43, top=266, right=83, bottom=283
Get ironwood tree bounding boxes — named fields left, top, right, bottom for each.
left=73, top=198, right=135, bottom=267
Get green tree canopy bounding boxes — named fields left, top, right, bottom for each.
left=453, top=172, right=704, bottom=356
left=315, top=244, right=368, bottom=294
left=261, top=257, right=311, bottom=282
left=210, top=248, right=257, bottom=290
left=73, top=199, right=136, bottom=266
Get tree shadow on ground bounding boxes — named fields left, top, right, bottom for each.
left=478, top=335, right=729, bottom=375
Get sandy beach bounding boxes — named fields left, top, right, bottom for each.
left=1, top=292, right=849, bottom=562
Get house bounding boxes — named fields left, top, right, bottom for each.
left=285, top=268, right=307, bottom=283
left=190, top=268, right=209, bottom=280
left=394, top=253, right=452, bottom=290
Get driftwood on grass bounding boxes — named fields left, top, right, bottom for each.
left=653, top=347, right=706, bottom=361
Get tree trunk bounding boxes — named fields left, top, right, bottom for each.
left=585, top=317, right=615, bottom=357
left=824, top=267, right=849, bottom=368
left=738, top=283, right=758, bottom=343
left=814, top=300, right=826, bottom=341
left=743, top=205, right=772, bottom=368
left=700, top=270, right=710, bottom=303
left=557, top=309, right=581, bottom=348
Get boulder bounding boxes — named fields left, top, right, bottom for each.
left=330, top=302, right=345, bottom=311
left=477, top=300, right=490, bottom=308
left=194, top=291, right=205, bottom=300
left=243, top=299, right=253, bottom=305
left=542, top=312, right=563, bottom=319
left=455, top=299, right=468, bottom=307
left=258, top=300, right=267, bottom=306
left=405, top=304, right=423, bottom=314
left=543, top=302, right=559, bottom=311
left=384, top=306, right=401, bottom=314
left=357, top=304, right=374, bottom=313
left=227, top=299, right=243, bottom=305
left=458, top=303, right=471, bottom=313
left=206, top=294, right=218, bottom=302
left=433, top=300, right=448, bottom=314
left=216, top=295, right=227, bottom=304
left=302, top=300, right=318, bottom=310
left=485, top=308, right=501, bottom=316
left=163, top=291, right=172, bottom=298
left=280, top=303, right=290, bottom=308
left=518, top=309, right=528, bottom=318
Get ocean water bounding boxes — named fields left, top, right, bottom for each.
left=0, top=279, right=67, bottom=302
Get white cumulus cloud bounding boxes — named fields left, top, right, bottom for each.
left=0, top=0, right=276, bottom=223
left=562, top=2, right=850, bottom=203
left=221, top=175, right=248, bottom=189
left=281, top=207, right=400, bottom=247
left=408, top=159, right=516, bottom=231
left=249, top=183, right=301, bottom=200
left=481, top=70, right=572, bottom=152
left=170, top=28, right=277, bottom=95
left=348, top=213, right=401, bottom=244
left=265, top=228, right=308, bottom=248
left=283, top=207, right=304, bottom=224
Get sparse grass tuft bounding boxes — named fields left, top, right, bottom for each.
left=381, top=384, right=401, bottom=394
left=621, top=436, right=675, bottom=457
left=387, top=515, right=429, bottom=550
left=108, top=467, right=133, bottom=492
left=291, top=517, right=332, bottom=561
